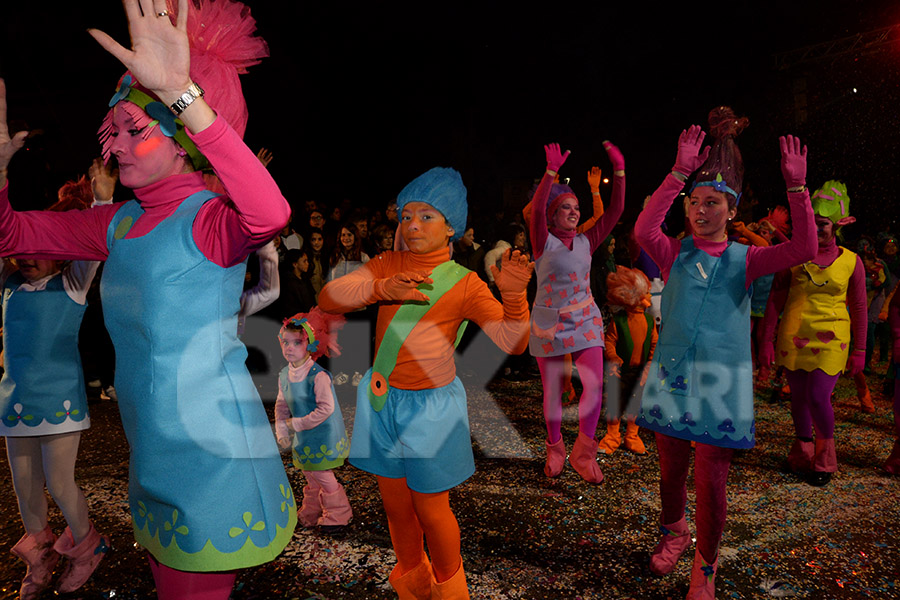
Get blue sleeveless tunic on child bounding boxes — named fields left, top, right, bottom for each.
left=100, top=192, right=296, bottom=571
left=279, top=363, right=349, bottom=471
left=529, top=234, right=604, bottom=357
left=637, top=237, right=755, bottom=449
left=0, top=272, right=89, bottom=436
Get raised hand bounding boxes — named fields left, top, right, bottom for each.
left=544, top=143, right=570, bottom=173
left=89, top=157, right=119, bottom=203
left=88, top=0, right=192, bottom=102
left=673, top=125, right=710, bottom=176
left=0, top=79, right=29, bottom=174
left=779, top=135, right=807, bottom=189
left=256, top=147, right=274, bottom=168
left=587, top=166, right=602, bottom=190
left=377, top=270, right=433, bottom=302
left=603, top=140, right=625, bottom=172
left=491, top=249, right=534, bottom=296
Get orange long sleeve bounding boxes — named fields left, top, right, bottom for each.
left=318, top=249, right=529, bottom=390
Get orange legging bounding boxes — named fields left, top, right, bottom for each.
left=377, top=476, right=461, bottom=582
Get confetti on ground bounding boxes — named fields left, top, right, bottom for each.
left=1, top=360, right=898, bottom=599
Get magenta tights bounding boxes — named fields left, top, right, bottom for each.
left=536, top=346, right=604, bottom=443
left=656, top=433, right=733, bottom=563
left=148, top=555, right=236, bottom=600
left=785, top=369, right=840, bottom=439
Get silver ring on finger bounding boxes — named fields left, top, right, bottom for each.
left=157, top=10, right=169, bottom=17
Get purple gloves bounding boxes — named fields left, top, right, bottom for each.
left=779, top=135, right=807, bottom=189
left=603, top=140, right=625, bottom=171
left=672, top=125, right=711, bottom=177
left=545, top=143, right=570, bottom=173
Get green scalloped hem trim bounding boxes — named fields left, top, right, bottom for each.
left=134, top=504, right=297, bottom=572
left=292, top=447, right=350, bottom=471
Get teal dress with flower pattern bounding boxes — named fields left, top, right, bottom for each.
left=279, top=363, right=350, bottom=470
left=101, top=192, right=296, bottom=572
left=0, top=272, right=89, bottom=436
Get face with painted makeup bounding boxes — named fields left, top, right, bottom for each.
left=109, top=103, right=191, bottom=189
left=400, top=202, right=454, bottom=254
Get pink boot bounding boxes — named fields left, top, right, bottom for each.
left=649, top=517, right=692, bottom=576
left=10, top=526, right=59, bottom=600
left=389, top=555, right=433, bottom=600
left=686, top=548, right=718, bottom=599
left=318, top=486, right=353, bottom=532
left=53, top=522, right=109, bottom=593
left=786, top=438, right=814, bottom=474
left=569, top=432, right=604, bottom=483
left=810, top=438, right=837, bottom=486
left=298, top=483, right=323, bottom=527
left=884, top=440, right=900, bottom=475
left=544, top=437, right=566, bottom=477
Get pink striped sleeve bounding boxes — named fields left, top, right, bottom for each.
left=529, top=172, right=553, bottom=259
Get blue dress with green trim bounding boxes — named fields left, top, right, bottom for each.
left=279, top=363, right=350, bottom=470
left=100, top=192, right=296, bottom=572
left=636, top=237, right=756, bottom=449
left=0, top=272, right=89, bottom=436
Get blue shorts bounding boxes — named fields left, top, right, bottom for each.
left=349, top=369, right=475, bottom=493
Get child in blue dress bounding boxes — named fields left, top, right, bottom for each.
left=274, top=308, right=352, bottom=531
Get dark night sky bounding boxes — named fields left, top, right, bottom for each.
left=2, top=1, right=899, bottom=236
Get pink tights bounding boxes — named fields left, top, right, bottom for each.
left=656, top=433, right=733, bottom=563
left=785, top=369, right=839, bottom=439
left=536, top=345, right=604, bottom=443
left=148, top=555, right=236, bottom=600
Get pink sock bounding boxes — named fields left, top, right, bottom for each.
left=148, top=555, right=237, bottom=600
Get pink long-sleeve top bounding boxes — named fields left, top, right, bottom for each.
left=760, top=237, right=867, bottom=351
left=273, top=356, right=335, bottom=440
left=634, top=173, right=816, bottom=287
left=529, top=169, right=624, bottom=259
left=0, top=116, right=290, bottom=267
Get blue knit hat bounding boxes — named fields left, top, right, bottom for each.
left=397, top=167, right=467, bottom=242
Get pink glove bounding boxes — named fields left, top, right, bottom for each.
left=376, top=270, right=433, bottom=302
left=779, top=135, right=807, bottom=189
left=845, top=350, right=865, bottom=376
left=672, top=125, right=710, bottom=177
left=603, top=140, right=625, bottom=171
left=758, top=341, right=775, bottom=368
left=544, top=143, right=570, bottom=173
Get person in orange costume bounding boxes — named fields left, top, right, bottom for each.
left=523, top=167, right=605, bottom=404
left=599, top=267, right=657, bottom=454
left=318, top=167, right=531, bottom=599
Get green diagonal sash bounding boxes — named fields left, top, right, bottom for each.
left=367, top=261, right=470, bottom=411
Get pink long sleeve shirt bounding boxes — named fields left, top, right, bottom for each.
left=634, top=173, right=816, bottom=287
left=273, top=357, right=336, bottom=440
left=0, top=116, right=290, bottom=267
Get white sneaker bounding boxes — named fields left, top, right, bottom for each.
left=351, top=372, right=363, bottom=387
left=334, top=372, right=349, bottom=385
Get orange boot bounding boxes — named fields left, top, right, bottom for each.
left=431, top=558, right=469, bottom=599
left=389, top=555, right=433, bottom=600
left=597, top=419, right=622, bottom=454
left=623, top=418, right=646, bottom=454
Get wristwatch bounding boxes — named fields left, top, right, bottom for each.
left=170, top=82, right=205, bottom=115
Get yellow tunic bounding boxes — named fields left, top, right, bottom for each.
left=775, top=248, right=857, bottom=375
